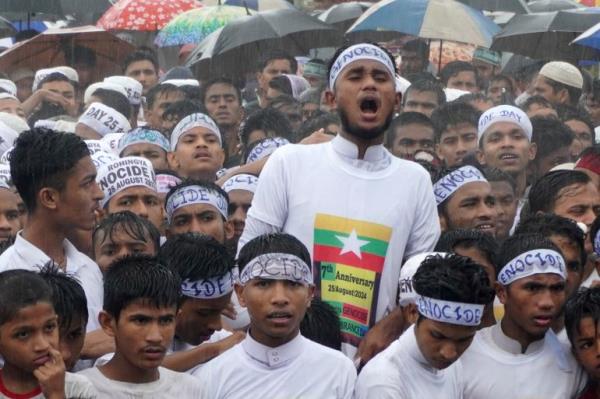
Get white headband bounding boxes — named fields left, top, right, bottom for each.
left=0, top=80, right=17, bottom=97
left=78, top=103, right=131, bottom=137
left=119, top=128, right=170, bottom=154
left=170, top=113, right=221, bottom=151
left=222, top=173, right=258, bottom=194
left=84, top=82, right=129, bottom=105
left=497, top=249, right=566, bottom=286
left=329, top=43, right=395, bottom=90
left=478, top=105, right=532, bottom=144
left=91, top=151, right=119, bottom=170
left=416, top=295, right=484, bottom=327
left=156, top=174, right=182, bottom=194
left=433, top=165, right=487, bottom=205
left=165, top=185, right=228, bottom=223
left=101, top=133, right=124, bottom=154
left=104, top=76, right=143, bottom=105
left=32, top=67, right=78, bottom=91
left=399, top=252, right=446, bottom=306
left=181, top=271, right=235, bottom=299
left=97, top=156, right=157, bottom=207
left=85, top=139, right=113, bottom=156
left=246, top=137, right=289, bottom=164
left=162, top=79, right=200, bottom=87
left=238, top=253, right=313, bottom=286
left=0, top=163, right=11, bottom=189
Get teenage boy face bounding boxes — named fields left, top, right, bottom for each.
left=204, top=83, right=243, bottom=128
left=125, top=60, right=158, bottom=95
left=446, top=71, right=478, bottom=93
left=0, top=189, right=21, bottom=243
left=390, top=123, right=434, bottom=160
left=414, top=318, right=477, bottom=370
left=121, top=143, right=169, bottom=171
left=107, top=187, right=163, bottom=231
left=402, top=90, right=439, bottom=117
left=168, top=127, right=225, bottom=180
left=101, top=300, right=177, bottom=370
left=0, top=302, right=59, bottom=373
left=94, top=226, right=157, bottom=273
left=572, top=317, right=600, bottom=381
left=168, top=203, right=233, bottom=243
left=497, top=274, right=565, bottom=341
left=490, top=181, right=517, bottom=240
left=477, top=122, right=536, bottom=175
left=59, top=316, right=86, bottom=371
left=236, top=279, right=314, bottom=347
left=436, top=123, right=478, bottom=167
left=228, top=189, right=253, bottom=243
left=177, top=294, right=232, bottom=346
left=442, top=181, right=497, bottom=236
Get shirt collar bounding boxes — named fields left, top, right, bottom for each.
left=13, top=231, right=82, bottom=274
left=242, top=331, right=304, bottom=369
left=492, top=322, right=545, bottom=355
left=331, top=134, right=387, bottom=163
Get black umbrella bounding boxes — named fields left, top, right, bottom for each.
left=60, top=0, right=113, bottom=24
left=317, top=2, right=372, bottom=31
left=0, top=0, right=64, bottom=20
left=186, top=8, right=343, bottom=79
left=456, top=0, right=530, bottom=14
left=491, top=8, right=600, bottom=62
left=527, top=0, right=584, bottom=13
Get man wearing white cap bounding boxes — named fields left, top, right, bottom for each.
left=239, top=42, right=440, bottom=360
left=76, top=102, right=131, bottom=140
left=461, top=234, right=586, bottom=398
left=221, top=174, right=258, bottom=252
left=22, top=68, right=79, bottom=118
left=0, top=93, right=25, bottom=119
left=533, top=61, right=583, bottom=107
left=104, top=76, right=143, bottom=128
left=355, top=253, right=495, bottom=398
left=477, top=104, right=536, bottom=200
left=119, top=127, right=170, bottom=170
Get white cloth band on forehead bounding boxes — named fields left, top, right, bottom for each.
left=497, top=249, right=567, bottom=286
left=478, top=105, right=532, bottom=144
left=119, top=128, right=170, bottom=154
left=0, top=80, right=17, bottom=97
left=97, top=156, right=157, bottom=207
left=170, top=113, right=221, bottom=151
left=222, top=173, right=258, bottom=194
left=165, top=185, right=228, bottom=223
left=78, top=102, right=131, bottom=137
left=83, top=82, right=129, bottom=105
left=162, top=79, right=200, bottom=87
left=416, top=295, right=484, bottom=327
left=156, top=174, right=182, bottom=194
left=0, top=163, right=10, bottom=189
left=104, top=76, right=143, bottom=106
left=91, top=151, right=119, bottom=169
left=181, top=271, right=235, bottom=299
left=85, top=139, right=113, bottom=155
left=246, top=137, right=289, bottom=164
left=238, top=253, right=313, bottom=286
left=433, top=165, right=487, bottom=205
left=329, top=43, right=395, bottom=90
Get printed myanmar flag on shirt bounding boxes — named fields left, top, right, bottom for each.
left=313, top=213, right=392, bottom=347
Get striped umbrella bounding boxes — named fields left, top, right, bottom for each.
left=200, top=0, right=295, bottom=11
left=346, top=0, right=500, bottom=47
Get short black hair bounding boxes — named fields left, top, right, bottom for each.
left=145, top=83, right=184, bottom=110
left=93, top=211, right=161, bottom=256
left=165, top=179, right=229, bottom=221
left=565, top=287, right=600, bottom=346
left=300, top=297, right=342, bottom=350
left=0, top=269, right=53, bottom=326
left=103, top=255, right=181, bottom=320
left=237, top=233, right=311, bottom=274
left=430, top=102, right=480, bottom=143
left=521, top=95, right=554, bottom=114
left=38, top=263, right=88, bottom=331
left=268, top=75, right=294, bottom=97
left=297, top=112, right=340, bottom=141
left=10, top=128, right=90, bottom=212
left=484, top=167, right=516, bottom=192
left=557, top=105, right=595, bottom=143
left=200, top=77, right=242, bottom=106
left=439, top=61, right=477, bottom=86
left=122, top=48, right=159, bottom=74
left=386, top=112, right=434, bottom=148
left=257, top=49, right=297, bottom=74
left=239, top=108, right=294, bottom=149
left=90, top=88, right=132, bottom=120
left=163, top=99, right=205, bottom=138
left=435, top=229, right=498, bottom=269
left=403, top=39, right=429, bottom=58
left=528, top=170, right=591, bottom=215
left=530, top=116, right=573, bottom=163
left=489, top=74, right=514, bottom=93
left=495, top=233, right=561, bottom=280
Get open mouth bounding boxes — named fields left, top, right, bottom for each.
left=475, top=223, right=494, bottom=232
left=500, top=153, right=518, bottom=161
left=360, top=98, right=379, bottom=115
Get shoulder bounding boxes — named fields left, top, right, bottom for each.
left=303, top=338, right=355, bottom=371
left=65, top=372, right=99, bottom=398
left=0, top=245, right=17, bottom=269
left=159, top=367, right=206, bottom=395
left=393, top=157, right=432, bottom=181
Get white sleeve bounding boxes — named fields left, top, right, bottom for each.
left=237, top=216, right=281, bottom=254
left=353, top=366, right=406, bottom=399
left=404, top=170, right=440, bottom=259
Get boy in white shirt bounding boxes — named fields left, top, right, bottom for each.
left=78, top=255, right=205, bottom=397
left=194, top=233, right=356, bottom=398
left=355, top=253, right=495, bottom=398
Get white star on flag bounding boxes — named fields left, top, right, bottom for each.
left=336, top=229, right=369, bottom=259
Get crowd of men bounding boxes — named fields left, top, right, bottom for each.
left=1, top=37, right=600, bottom=398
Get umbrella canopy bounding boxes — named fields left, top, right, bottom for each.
left=61, top=0, right=113, bottom=24
left=0, top=26, right=135, bottom=80
left=97, top=0, right=202, bottom=31
left=186, top=8, right=342, bottom=79
left=491, top=8, right=600, bottom=62
left=456, top=0, right=530, bottom=14
left=0, top=0, right=64, bottom=20
left=154, top=5, right=254, bottom=47
left=201, top=0, right=295, bottom=11
left=0, top=17, right=17, bottom=39
left=318, top=2, right=372, bottom=31
left=572, top=20, right=600, bottom=50
left=346, top=0, right=500, bottom=47
left=528, top=0, right=584, bottom=12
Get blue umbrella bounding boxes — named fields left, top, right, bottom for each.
left=573, top=20, right=600, bottom=51
left=346, top=0, right=500, bottom=47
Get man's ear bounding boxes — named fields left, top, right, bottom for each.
left=167, top=151, right=179, bottom=171
left=98, top=310, right=116, bottom=338
left=496, top=282, right=508, bottom=305
left=234, top=283, right=246, bottom=308
left=224, top=220, right=234, bottom=240
left=476, top=148, right=487, bottom=166
left=439, top=213, right=448, bottom=232
left=38, top=187, right=60, bottom=211
left=324, top=89, right=336, bottom=110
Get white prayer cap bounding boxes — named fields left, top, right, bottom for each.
left=85, top=139, right=113, bottom=155
left=77, top=102, right=131, bottom=137
left=9, top=68, right=34, bottom=83
left=91, top=150, right=119, bottom=170
left=54, top=120, right=76, bottom=133
left=478, top=105, right=532, bottom=144
left=0, top=80, right=17, bottom=97
left=101, top=133, right=124, bottom=154
left=161, top=79, right=200, bottom=87
left=0, top=93, right=18, bottom=102
left=0, top=112, right=28, bottom=134
left=539, top=61, right=583, bottom=89
left=245, top=137, right=289, bottom=164
left=34, top=119, right=57, bottom=130
left=329, top=43, right=395, bottom=90
left=395, top=74, right=410, bottom=95
left=96, top=156, right=157, bottom=208
left=84, top=82, right=128, bottom=105
left=32, top=67, right=77, bottom=91
left=550, top=162, right=575, bottom=172
left=398, top=252, right=446, bottom=306
left=53, top=66, right=79, bottom=83
left=0, top=163, right=11, bottom=189
left=222, top=173, right=258, bottom=194
left=103, top=76, right=143, bottom=106
left=282, top=74, right=310, bottom=100
left=170, top=113, right=221, bottom=151
left=444, top=87, right=470, bottom=102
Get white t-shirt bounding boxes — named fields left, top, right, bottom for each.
left=193, top=333, right=356, bottom=399
left=0, top=232, right=103, bottom=332
left=0, top=372, right=97, bottom=398
left=239, top=135, right=440, bottom=356
left=354, top=324, right=463, bottom=399
left=461, top=323, right=586, bottom=399
left=78, top=366, right=205, bottom=398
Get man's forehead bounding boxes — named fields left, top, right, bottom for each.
left=454, top=181, right=492, bottom=198
left=264, top=58, right=291, bottom=69
left=173, top=202, right=220, bottom=216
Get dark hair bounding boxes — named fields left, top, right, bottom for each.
left=515, top=214, right=586, bottom=270
left=528, top=170, right=591, bottom=215
left=557, top=105, right=595, bottom=143
left=297, top=112, right=340, bottom=141
left=103, top=255, right=181, bottom=319
left=521, top=95, right=555, bottom=114
left=530, top=116, right=573, bottom=162
left=300, top=297, right=342, bottom=350
left=439, top=61, right=477, bottom=86
left=257, top=49, right=297, bottom=74
left=201, top=77, right=242, bottom=106
left=38, top=72, right=76, bottom=90
left=430, top=102, right=481, bottom=143
left=489, top=74, right=514, bottom=93
left=543, top=75, right=582, bottom=107
left=456, top=93, right=493, bottom=106
left=145, top=83, right=184, bottom=110
left=0, top=269, right=53, bottom=325
left=403, top=39, right=429, bottom=58
left=237, top=233, right=311, bottom=273
left=495, top=234, right=561, bottom=280
left=179, top=85, right=203, bottom=104
left=93, top=211, right=161, bottom=255
left=435, top=229, right=498, bottom=268
left=28, top=102, right=67, bottom=127
left=165, top=179, right=229, bottom=221
left=565, top=287, right=600, bottom=345
left=163, top=99, right=205, bottom=138
left=38, top=263, right=88, bottom=331
left=413, top=253, right=495, bottom=306
left=268, top=75, right=293, bottom=97
left=327, top=42, right=397, bottom=89
left=386, top=112, right=434, bottom=148
left=122, top=48, right=159, bottom=74
left=10, top=128, right=90, bottom=212
left=483, top=167, right=516, bottom=192
left=239, top=108, right=294, bottom=148
left=90, top=88, right=132, bottom=120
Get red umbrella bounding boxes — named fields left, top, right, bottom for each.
left=97, top=0, right=202, bottom=31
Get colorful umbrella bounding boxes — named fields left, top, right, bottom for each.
left=97, top=0, right=202, bottom=31
left=201, top=0, right=295, bottom=12
left=346, top=0, right=500, bottom=48
left=154, top=5, right=253, bottom=47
